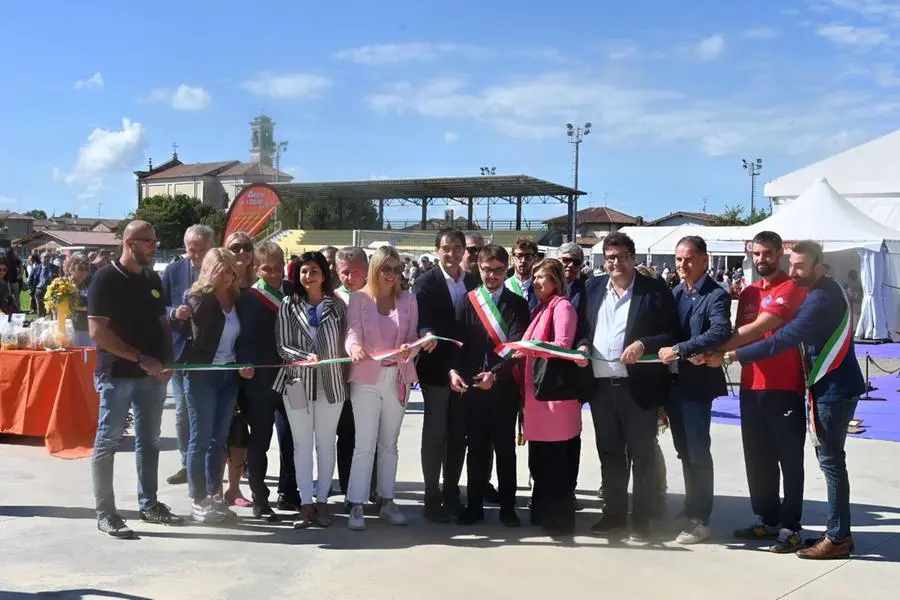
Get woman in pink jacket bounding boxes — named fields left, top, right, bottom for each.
left=518, top=258, right=587, bottom=536
left=344, top=246, right=420, bottom=531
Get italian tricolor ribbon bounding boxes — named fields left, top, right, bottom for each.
left=248, top=279, right=284, bottom=313
left=494, top=340, right=662, bottom=363
left=469, top=287, right=514, bottom=358
left=504, top=276, right=524, bottom=297
left=166, top=334, right=461, bottom=371
left=806, top=286, right=852, bottom=386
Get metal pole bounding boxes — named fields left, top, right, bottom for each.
left=573, top=140, right=580, bottom=232
left=750, top=170, right=755, bottom=216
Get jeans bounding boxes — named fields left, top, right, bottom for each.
left=184, top=371, right=239, bottom=501
left=243, top=378, right=298, bottom=504
left=814, top=396, right=858, bottom=541
left=739, top=390, right=806, bottom=531
left=666, top=387, right=714, bottom=525
left=92, top=375, right=167, bottom=520
left=283, top=381, right=343, bottom=503
left=171, top=371, right=190, bottom=468
left=349, top=367, right=407, bottom=504
left=73, top=329, right=94, bottom=348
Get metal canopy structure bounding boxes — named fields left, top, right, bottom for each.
left=270, top=174, right=585, bottom=237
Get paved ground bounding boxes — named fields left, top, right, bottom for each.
left=2, top=376, right=900, bottom=600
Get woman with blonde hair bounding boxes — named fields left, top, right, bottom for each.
left=222, top=231, right=255, bottom=508
left=275, top=251, right=349, bottom=528
left=344, top=246, right=420, bottom=531
left=183, top=248, right=254, bottom=524
left=63, top=253, right=93, bottom=346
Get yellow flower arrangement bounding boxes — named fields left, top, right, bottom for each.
left=43, top=277, right=79, bottom=313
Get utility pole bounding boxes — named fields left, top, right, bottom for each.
left=274, top=141, right=289, bottom=184
left=479, top=166, right=495, bottom=229
left=566, top=122, right=591, bottom=242
left=742, top=158, right=763, bottom=216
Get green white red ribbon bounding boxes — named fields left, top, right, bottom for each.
left=494, top=340, right=663, bottom=363
left=167, top=334, right=461, bottom=372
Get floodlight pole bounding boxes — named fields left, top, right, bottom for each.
left=480, top=166, right=495, bottom=229
left=742, top=157, right=763, bottom=216
left=566, top=122, right=591, bottom=242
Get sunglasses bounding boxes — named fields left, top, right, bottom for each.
left=380, top=265, right=404, bottom=276
left=229, top=243, right=253, bottom=253
left=560, top=257, right=583, bottom=267
left=466, top=246, right=483, bottom=255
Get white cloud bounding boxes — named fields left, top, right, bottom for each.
left=77, top=178, right=104, bottom=200
left=821, top=0, right=900, bottom=22
left=145, top=84, right=211, bottom=110
left=696, top=34, right=725, bottom=61
left=51, top=167, right=62, bottom=181
left=443, top=131, right=459, bottom=144
left=63, top=118, right=147, bottom=187
left=743, top=27, right=780, bottom=40
left=607, top=42, right=640, bottom=61
left=817, top=23, right=890, bottom=47
left=0, top=195, right=15, bottom=206
left=336, top=43, right=484, bottom=65
left=873, top=63, right=900, bottom=86
left=240, top=72, right=331, bottom=99
left=74, top=72, right=103, bottom=91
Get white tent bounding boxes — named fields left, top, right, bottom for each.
left=746, top=178, right=900, bottom=340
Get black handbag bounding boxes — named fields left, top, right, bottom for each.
left=531, top=314, right=591, bottom=401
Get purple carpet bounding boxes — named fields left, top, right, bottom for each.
left=713, top=374, right=900, bottom=443
left=855, top=342, right=900, bottom=360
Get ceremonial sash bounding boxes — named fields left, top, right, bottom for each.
left=505, top=276, right=524, bottom=297
left=249, top=279, right=283, bottom=313
left=806, top=287, right=852, bottom=386
left=469, top=287, right=513, bottom=358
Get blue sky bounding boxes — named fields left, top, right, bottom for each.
left=1, top=0, right=898, bottom=226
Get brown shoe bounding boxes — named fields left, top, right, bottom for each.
left=797, top=536, right=852, bottom=560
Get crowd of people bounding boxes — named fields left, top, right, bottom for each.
left=77, top=220, right=862, bottom=561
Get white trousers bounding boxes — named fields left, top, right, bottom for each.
left=283, top=381, right=344, bottom=504
left=347, top=367, right=407, bottom=504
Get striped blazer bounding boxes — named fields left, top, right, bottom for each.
left=273, top=294, right=349, bottom=404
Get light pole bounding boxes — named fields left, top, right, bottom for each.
left=742, top=157, right=763, bottom=216
left=480, top=166, right=495, bottom=229
left=274, top=140, right=289, bottom=183
left=566, top=122, right=591, bottom=242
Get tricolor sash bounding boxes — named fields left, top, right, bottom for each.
left=505, top=276, right=524, bottom=297
left=249, top=279, right=284, bottom=313
left=468, top=287, right=514, bottom=358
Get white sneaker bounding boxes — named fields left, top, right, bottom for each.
left=348, top=504, right=366, bottom=531
left=379, top=500, right=408, bottom=526
left=675, top=519, right=711, bottom=545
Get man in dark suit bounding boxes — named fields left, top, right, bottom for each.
left=506, top=237, right=540, bottom=314
left=657, top=235, right=732, bottom=544
left=575, top=231, right=679, bottom=542
left=160, top=224, right=213, bottom=485
left=413, top=227, right=479, bottom=522
left=449, top=244, right=530, bottom=526
left=30, top=251, right=59, bottom=317
left=238, top=242, right=301, bottom=519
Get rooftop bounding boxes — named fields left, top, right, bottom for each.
left=646, top=211, right=719, bottom=226
left=140, top=160, right=241, bottom=180
left=546, top=206, right=638, bottom=226
left=15, top=229, right=120, bottom=247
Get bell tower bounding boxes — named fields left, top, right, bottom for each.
left=249, top=113, right=275, bottom=166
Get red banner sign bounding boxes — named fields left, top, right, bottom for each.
left=224, top=184, right=282, bottom=240
left=744, top=240, right=799, bottom=253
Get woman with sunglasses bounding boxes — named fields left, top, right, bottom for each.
left=275, top=251, right=349, bottom=528
left=345, top=246, right=419, bottom=531
left=222, top=231, right=255, bottom=508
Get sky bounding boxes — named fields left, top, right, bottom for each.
left=1, top=0, right=899, bottom=227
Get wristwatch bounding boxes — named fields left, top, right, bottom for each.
left=672, top=345, right=681, bottom=358
left=723, top=352, right=733, bottom=367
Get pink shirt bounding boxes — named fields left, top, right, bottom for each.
left=345, top=291, right=419, bottom=386
left=522, top=296, right=583, bottom=442
left=376, top=310, right=399, bottom=354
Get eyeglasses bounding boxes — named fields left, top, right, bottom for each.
left=512, top=253, right=535, bottom=261
left=380, top=265, right=404, bottom=276
left=605, top=253, right=632, bottom=264
left=229, top=243, right=253, bottom=254
left=466, top=246, right=483, bottom=255
left=134, top=238, right=161, bottom=248
left=480, top=265, right=508, bottom=276
left=560, top=257, right=583, bottom=267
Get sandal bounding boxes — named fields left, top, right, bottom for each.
left=224, top=489, right=252, bottom=508
left=293, top=504, right=315, bottom=529
left=313, top=502, right=332, bottom=528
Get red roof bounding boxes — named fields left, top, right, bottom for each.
left=219, top=162, right=293, bottom=180
left=141, top=161, right=240, bottom=180
left=646, top=211, right=718, bottom=226
left=546, top=206, right=638, bottom=226
left=20, top=230, right=119, bottom=247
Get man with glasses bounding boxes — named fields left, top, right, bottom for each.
left=464, top=232, right=486, bottom=277
left=30, top=251, right=59, bottom=317
left=575, top=232, right=679, bottom=542
left=506, top=237, right=539, bottom=313
left=161, top=224, right=214, bottom=485
left=89, top=221, right=184, bottom=538
left=413, top=228, right=479, bottom=522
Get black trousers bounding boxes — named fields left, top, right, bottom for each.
left=421, top=383, right=467, bottom=505
left=243, top=379, right=299, bottom=504
left=739, top=389, right=806, bottom=531
left=529, top=436, right=580, bottom=531
left=463, top=385, right=518, bottom=509
left=589, top=379, right=659, bottom=523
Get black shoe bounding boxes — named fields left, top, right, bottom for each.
left=139, top=503, right=184, bottom=526
left=276, top=495, right=301, bottom=512
left=630, top=520, right=650, bottom=543
left=590, top=514, right=628, bottom=535
left=484, top=483, right=501, bottom=505
left=253, top=502, right=279, bottom=522
left=443, top=496, right=464, bottom=517
left=424, top=503, right=452, bottom=523
left=499, top=507, right=521, bottom=528
left=457, top=506, right=485, bottom=525
left=166, top=468, right=187, bottom=485
left=98, top=514, right=135, bottom=539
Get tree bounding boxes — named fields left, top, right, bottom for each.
left=25, top=209, right=47, bottom=219
left=58, top=212, right=74, bottom=219
left=280, top=197, right=379, bottom=230
left=117, top=194, right=226, bottom=249
left=713, top=204, right=772, bottom=226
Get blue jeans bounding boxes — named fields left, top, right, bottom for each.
left=92, top=375, right=167, bottom=520
left=171, top=371, right=190, bottom=468
left=73, top=329, right=94, bottom=347
left=814, top=396, right=858, bottom=541
left=666, top=387, right=714, bottom=525
left=185, top=371, right=239, bottom=501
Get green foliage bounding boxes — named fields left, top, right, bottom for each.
left=58, top=212, right=74, bottom=218
left=280, top=197, right=379, bottom=230
left=713, top=204, right=771, bottom=226
left=24, top=209, right=47, bottom=219
left=117, top=194, right=226, bottom=249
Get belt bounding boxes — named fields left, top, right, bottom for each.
left=596, top=377, right=629, bottom=387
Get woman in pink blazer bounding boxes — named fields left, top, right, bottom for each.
left=344, top=246, right=420, bottom=531
left=518, top=258, right=587, bottom=536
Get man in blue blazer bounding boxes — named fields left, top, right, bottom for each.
left=160, top=224, right=213, bottom=485
left=658, top=235, right=732, bottom=545
left=719, top=240, right=865, bottom=560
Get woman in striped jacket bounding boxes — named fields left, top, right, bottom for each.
left=275, top=251, right=349, bottom=528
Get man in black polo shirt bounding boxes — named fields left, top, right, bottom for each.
left=89, top=220, right=184, bottom=538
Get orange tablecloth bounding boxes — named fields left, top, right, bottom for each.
left=0, top=348, right=99, bottom=458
